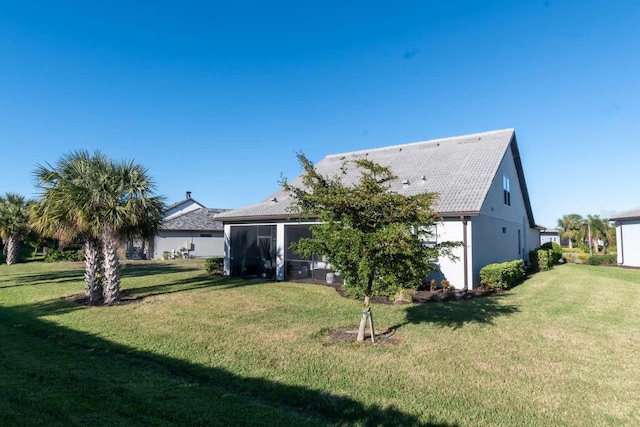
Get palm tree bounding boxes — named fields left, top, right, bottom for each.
left=0, top=193, right=31, bottom=265
left=33, top=151, right=165, bottom=305
left=32, top=151, right=105, bottom=302
left=90, top=159, right=165, bottom=304
left=557, top=213, right=584, bottom=249
left=582, top=214, right=608, bottom=255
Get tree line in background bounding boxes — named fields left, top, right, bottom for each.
left=557, top=213, right=616, bottom=255
left=0, top=150, right=165, bottom=305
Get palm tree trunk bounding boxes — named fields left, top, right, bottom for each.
left=5, top=236, right=20, bottom=265
left=102, top=228, right=121, bottom=305
left=84, top=239, right=101, bottom=303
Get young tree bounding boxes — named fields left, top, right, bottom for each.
left=282, top=154, right=459, bottom=342
left=0, top=193, right=31, bottom=265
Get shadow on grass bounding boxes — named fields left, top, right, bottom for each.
left=0, top=301, right=456, bottom=427
left=121, top=275, right=268, bottom=301
left=119, top=262, right=201, bottom=278
left=0, top=262, right=201, bottom=289
left=390, top=294, right=519, bottom=332
left=0, top=268, right=85, bottom=289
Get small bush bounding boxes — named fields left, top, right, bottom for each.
left=541, top=242, right=563, bottom=264
left=44, top=249, right=83, bottom=263
left=577, top=253, right=590, bottom=264
left=205, top=257, right=224, bottom=276
left=480, top=259, right=525, bottom=290
left=562, top=247, right=582, bottom=253
left=587, top=254, right=617, bottom=265
left=429, top=279, right=437, bottom=292
left=390, top=288, right=413, bottom=304
left=441, top=279, right=451, bottom=291
left=529, top=249, right=552, bottom=272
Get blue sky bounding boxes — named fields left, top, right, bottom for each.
left=1, top=0, right=638, bottom=228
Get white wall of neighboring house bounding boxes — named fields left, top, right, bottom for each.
left=153, top=230, right=224, bottom=259
left=616, top=219, right=640, bottom=267
left=540, top=232, right=560, bottom=245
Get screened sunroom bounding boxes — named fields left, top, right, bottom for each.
left=226, top=222, right=342, bottom=284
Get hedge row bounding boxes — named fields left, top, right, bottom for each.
left=479, top=259, right=525, bottom=290
left=587, top=254, right=617, bottom=265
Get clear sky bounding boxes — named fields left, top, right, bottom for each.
left=1, top=0, right=638, bottom=228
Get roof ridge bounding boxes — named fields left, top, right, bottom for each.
left=325, top=128, right=514, bottom=159
left=165, top=198, right=206, bottom=212
left=163, top=206, right=207, bottom=223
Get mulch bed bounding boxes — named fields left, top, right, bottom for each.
left=324, top=282, right=496, bottom=305
left=320, top=281, right=505, bottom=344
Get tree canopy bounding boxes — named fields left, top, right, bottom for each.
left=282, top=153, right=459, bottom=341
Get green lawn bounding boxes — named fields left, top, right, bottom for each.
left=1, top=260, right=639, bottom=426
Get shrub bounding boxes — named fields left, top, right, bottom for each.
left=205, top=257, right=224, bottom=276
left=441, top=279, right=451, bottom=291
left=44, top=248, right=82, bottom=263
left=577, top=253, right=590, bottom=264
left=529, top=249, right=551, bottom=272
left=587, top=254, right=617, bottom=265
left=541, top=242, right=563, bottom=264
left=390, top=288, right=413, bottom=303
left=429, top=279, right=437, bottom=292
left=562, top=247, right=582, bottom=253
left=480, top=259, right=525, bottom=290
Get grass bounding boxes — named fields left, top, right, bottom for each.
left=1, top=260, right=639, bottom=426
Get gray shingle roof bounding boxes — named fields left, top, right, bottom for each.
left=162, top=208, right=227, bottom=231
left=610, top=207, right=640, bottom=221
left=217, top=129, right=531, bottom=222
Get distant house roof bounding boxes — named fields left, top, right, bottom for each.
left=539, top=227, right=560, bottom=233
left=217, top=128, right=535, bottom=226
left=165, top=198, right=206, bottom=212
left=610, top=207, right=640, bottom=221
left=162, top=208, right=228, bottom=231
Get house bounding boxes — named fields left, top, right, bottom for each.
left=610, top=207, right=640, bottom=267
left=539, top=227, right=562, bottom=246
left=148, top=192, right=228, bottom=260
left=216, top=129, right=539, bottom=289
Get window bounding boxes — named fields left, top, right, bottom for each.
left=503, top=175, right=511, bottom=206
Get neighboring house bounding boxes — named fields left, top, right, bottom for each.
left=216, top=129, right=539, bottom=289
left=146, top=192, right=228, bottom=260
left=539, top=227, right=562, bottom=246
left=610, top=207, right=640, bottom=267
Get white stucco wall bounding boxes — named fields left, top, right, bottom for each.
left=617, top=220, right=640, bottom=267
left=428, top=218, right=473, bottom=290
left=540, top=233, right=560, bottom=245
left=153, top=230, right=224, bottom=259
